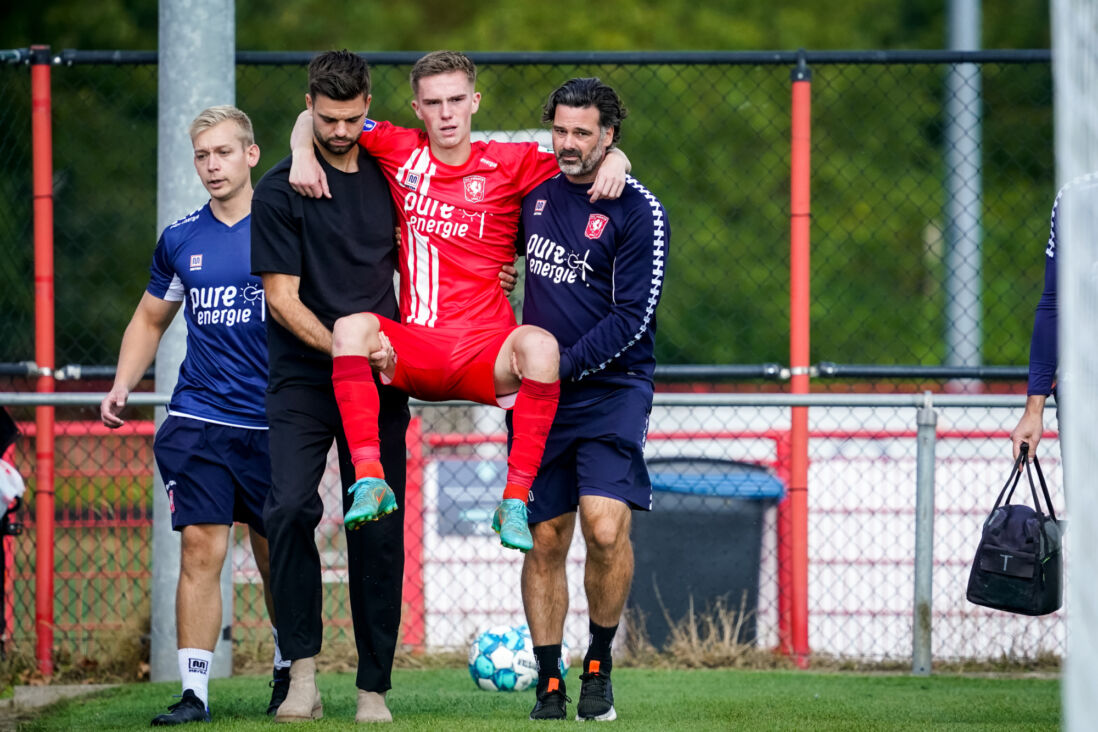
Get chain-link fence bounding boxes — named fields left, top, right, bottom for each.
left=0, top=49, right=1062, bottom=675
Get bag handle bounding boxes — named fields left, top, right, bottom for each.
left=1027, top=450, right=1059, bottom=524
left=993, top=446, right=1027, bottom=511
left=999, top=442, right=1060, bottom=524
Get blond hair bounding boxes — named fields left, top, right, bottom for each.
left=188, top=105, right=255, bottom=148
left=410, top=50, right=476, bottom=95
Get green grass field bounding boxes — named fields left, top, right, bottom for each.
left=20, top=667, right=1059, bottom=731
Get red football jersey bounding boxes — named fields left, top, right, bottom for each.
left=359, top=120, right=560, bottom=328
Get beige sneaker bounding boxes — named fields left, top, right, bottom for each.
left=274, top=656, right=323, bottom=722
left=355, top=690, right=392, bottom=723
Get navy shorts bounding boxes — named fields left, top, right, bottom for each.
left=153, top=415, right=270, bottom=535
left=522, top=384, right=654, bottom=524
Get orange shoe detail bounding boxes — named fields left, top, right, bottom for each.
left=547, top=677, right=560, bottom=693
left=588, top=660, right=600, bottom=674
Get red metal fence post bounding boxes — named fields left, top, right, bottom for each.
left=788, top=53, right=812, bottom=668
left=30, top=44, right=56, bottom=677
left=774, top=432, right=793, bottom=655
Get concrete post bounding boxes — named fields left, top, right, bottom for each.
left=912, top=392, right=938, bottom=676
left=151, top=0, right=236, bottom=683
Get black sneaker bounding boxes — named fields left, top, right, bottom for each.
left=150, top=689, right=210, bottom=726
left=266, top=666, right=291, bottom=716
left=576, top=660, right=616, bottom=721
left=529, top=677, right=570, bottom=721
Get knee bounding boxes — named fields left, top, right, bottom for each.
left=180, top=526, right=228, bottom=577
left=332, top=313, right=379, bottom=356
left=514, top=327, right=560, bottom=376
left=529, top=523, right=571, bottom=564
left=585, top=517, right=628, bottom=558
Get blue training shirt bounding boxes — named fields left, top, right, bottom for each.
left=520, top=173, right=668, bottom=401
left=147, top=202, right=268, bottom=429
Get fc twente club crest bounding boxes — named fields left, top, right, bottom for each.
left=463, top=175, right=486, bottom=203
left=584, top=213, right=609, bottom=240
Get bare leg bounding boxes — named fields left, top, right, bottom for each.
left=248, top=528, right=276, bottom=622
left=522, top=513, right=576, bottom=644
left=176, top=523, right=231, bottom=650
left=578, top=496, right=633, bottom=627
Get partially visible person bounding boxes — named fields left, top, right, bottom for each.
left=250, top=50, right=411, bottom=724
left=515, top=78, right=668, bottom=722
left=100, top=105, right=289, bottom=725
left=1009, top=174, right=1098, bottom=461
left=287, top=51, right=631, bottom=554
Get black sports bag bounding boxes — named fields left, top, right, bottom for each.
left=965, top=443, right=1063, bottom=616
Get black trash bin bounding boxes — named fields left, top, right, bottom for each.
left=629, top=457, right=784, bottom=649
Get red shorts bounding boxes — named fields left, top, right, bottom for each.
left=375, top=315, right=518, bottom=407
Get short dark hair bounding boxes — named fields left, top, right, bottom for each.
left=308, top=50, right=371, bottom=102
left=410, top=50, right=477, bottom=95
left=542, top=77, right=628, bottom=145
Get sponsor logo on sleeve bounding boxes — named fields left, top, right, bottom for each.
left=534, top=199, right=546, bottom=216
left=463, top=175, right=486, bottom=203
left=402, top=171, right=421, bottom=190
left=362, top=118, right=377, bottom=132
left=584, top=214, right=609, bottom=240
left=189, top=254, right=203, bottom=271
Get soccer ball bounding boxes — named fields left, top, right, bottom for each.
left=467, top=624, right=571, bottom=691
left=468, top=624, right=537, bottom=691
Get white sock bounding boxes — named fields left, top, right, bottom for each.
left=272, top=627, right=291, bottom=671
left=178, top=648, right=213, bottom=707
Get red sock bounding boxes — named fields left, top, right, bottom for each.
left=505, top=378, right=559, bottom=503
left=332, top=355, right=385, bottom=480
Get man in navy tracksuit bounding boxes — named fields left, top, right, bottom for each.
left=1009, top=174, right=1098, bottom=461
left=516, top=77, right=668, bottom=722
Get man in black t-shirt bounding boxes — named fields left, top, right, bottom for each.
left=250, top=51, right=410, bottom=723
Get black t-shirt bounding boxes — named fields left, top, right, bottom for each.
left=251, top=147, right=399, bottom=389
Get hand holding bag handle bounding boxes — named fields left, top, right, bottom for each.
left=995, top=442, right=1058, bottom=523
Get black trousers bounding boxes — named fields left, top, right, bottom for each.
left=264, top=381, right=410, bottom=692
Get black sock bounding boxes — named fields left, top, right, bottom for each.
left=533, top=644, right=563, bottom=689
left=584, top=621, right=617, bottom=674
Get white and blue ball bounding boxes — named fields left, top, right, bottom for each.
left=468, top=624, right=537, bottom=691
left=468, top=624, right=571, bottom=691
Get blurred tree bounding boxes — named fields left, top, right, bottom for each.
left=1, top=0, right=1050, bottom=53
left=0, top=1, right=1054, bottom=367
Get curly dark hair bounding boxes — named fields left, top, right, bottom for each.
left=541, top=77, right=628, bottom=145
